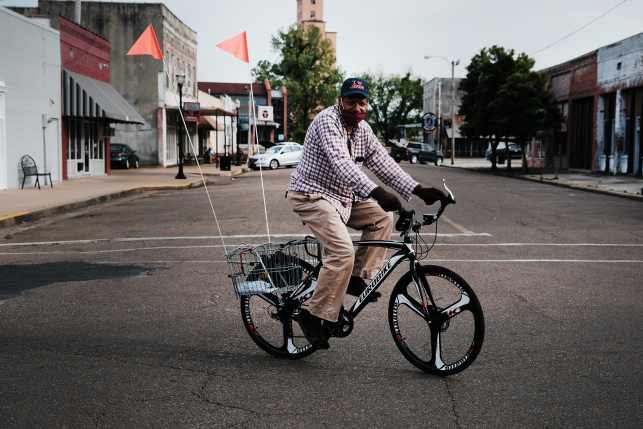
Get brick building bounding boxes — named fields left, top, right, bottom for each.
left=543, top=32, right=643, bottom=174
left=198, top=80, right=289, bottom=152
left=297, top=0, right=336, bottom=59
left=58, top=15, right=144, bottom=180
left=422, top=77, right=480, bottom=157
left=10, top=1, right=198, bottom=168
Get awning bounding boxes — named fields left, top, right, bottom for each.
left=271, top=89, right=284, bottom=100
left=200, top=115, right=225, bottom=131
left=63, top=69, right=146, bottom=124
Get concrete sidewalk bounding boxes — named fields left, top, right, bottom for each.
left=444, top=157, right=643, bottom=200
left=0, top=164, right=250, bottom=228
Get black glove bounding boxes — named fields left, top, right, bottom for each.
left=370, top=187, right=403, bottom=213
left=413, top=185, right=447, bottom=205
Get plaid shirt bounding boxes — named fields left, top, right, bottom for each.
left=288, top=105, right=419, bottom=223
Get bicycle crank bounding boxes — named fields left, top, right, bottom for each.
left=326, top=307, right=354, bottom=338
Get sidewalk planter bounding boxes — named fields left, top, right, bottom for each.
left=620, top=155, right=628, bottom=174
left=599, top=155, right=606, bottom=172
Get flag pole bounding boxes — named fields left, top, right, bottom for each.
left=248, top=64, right=271, bottom=243
left=162, top=59, right=228, bottom=253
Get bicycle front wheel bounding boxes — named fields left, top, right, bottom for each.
left=388, top=265, right=484, bottom=375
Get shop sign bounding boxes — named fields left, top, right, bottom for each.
left=423, top=113, right=437, bottom=133
left=183, top=103, right=200, bottom=122
left=257, top=106, right=273, bottom=122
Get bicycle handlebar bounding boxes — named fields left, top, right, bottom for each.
left=395, top=179, right=456, bottom=235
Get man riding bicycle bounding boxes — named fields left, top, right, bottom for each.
left=287, top=77, right=446, bottom=349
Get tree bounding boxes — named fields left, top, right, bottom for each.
left=491, top=54, right=562, bottom=173
left=252, top=25, right=343, bottom=142
left=458, top=46, right=517, bottom=170
left=357, top=70, right=423, bottom=145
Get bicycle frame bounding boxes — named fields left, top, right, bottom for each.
left=262, top=179, right=456, bottom=321
left=289, top=238, right=429, bottom=321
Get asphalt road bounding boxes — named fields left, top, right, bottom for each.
left=1, top=164, right=642, bottom=428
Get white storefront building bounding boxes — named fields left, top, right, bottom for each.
left=0, top=7, right=62, bottom=191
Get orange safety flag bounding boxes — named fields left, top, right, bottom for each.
left=216, top=32, right=249, bottom=63
left=127, top=24, right=163, bottom=60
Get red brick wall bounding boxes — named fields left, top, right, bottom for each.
left=545, top=52, right=598, bottom=102
left=59, top=16, right=110, bottom=83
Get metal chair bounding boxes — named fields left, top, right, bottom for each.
left=20, top=155, right=52, bottom=189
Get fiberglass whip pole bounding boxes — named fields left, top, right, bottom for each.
left=162, top=59, right=228, bottom=253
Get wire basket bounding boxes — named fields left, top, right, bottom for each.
left=226, top=237, right=322, bottom=299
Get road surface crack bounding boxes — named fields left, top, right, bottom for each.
left=443, top=378, right=462, bottom=429
left=190, top=391, right=303, bottom=417
left=515, top=293, right=566, bottom=331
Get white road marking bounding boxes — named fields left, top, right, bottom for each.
left=0, top=242, right=641, bottom=255
left=0, top=233, right=492, bottom=248
left=0, top=233, right=643, bottom=249
left=2, top=259, right=642, bottom=264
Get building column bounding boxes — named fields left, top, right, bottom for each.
left=157, top=107, right=165, bottom=167
left=0, top=83, right=8, bottom=191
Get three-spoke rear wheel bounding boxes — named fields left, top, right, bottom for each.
left=240, top=294, right=316, bottom=359
left=240, top=258, right=317, bottom=359
left=388, top=265, right=484, bottom=375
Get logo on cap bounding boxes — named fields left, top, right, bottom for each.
left=350, top=80, right=365, bottom=90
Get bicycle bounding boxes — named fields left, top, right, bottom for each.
left=226, top=180, right=484, bottom=376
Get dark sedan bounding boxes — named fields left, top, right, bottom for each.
left=485, top=143, right=521, bottom=164
left=110, top=144, right=139, bottom=169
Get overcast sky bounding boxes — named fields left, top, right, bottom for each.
left=3, top=0, right=642, bottom=84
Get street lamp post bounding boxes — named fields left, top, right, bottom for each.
left=234, top=99, right=242, bottom=166
left=425, top=55, right=460, bottom=165
left=175, top=72, right=186, bottom=179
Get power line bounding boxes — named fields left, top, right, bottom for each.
left=531, top=0, right=628, bottom=55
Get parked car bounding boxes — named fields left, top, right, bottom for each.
left=485, top=142, right=521, bottom=164
left=390, top=142, right=444, bottom=166
left=110, top=144, right=139, bottom=169
left=248, top=142, right=303, bottom=170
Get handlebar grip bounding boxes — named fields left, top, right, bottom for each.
left=395, top=208, right=415, bottom=232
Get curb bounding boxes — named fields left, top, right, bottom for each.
left=516, top=175, right=643, bottom=202
left=448, top=166, right=643, bottom=202
left=0, top=178, right=207, bottom=229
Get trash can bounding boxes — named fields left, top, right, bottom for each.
left=220, top=155, right=232, bottom=171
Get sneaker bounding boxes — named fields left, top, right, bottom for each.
left=346, top=276, right=381, bottom=300
left=295, top=310, right=330, bottom=350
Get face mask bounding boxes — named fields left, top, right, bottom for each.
left=341, top=99, right=366, bottom=126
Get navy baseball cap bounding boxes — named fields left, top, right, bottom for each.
left=341, top=78, right=369, bottom=98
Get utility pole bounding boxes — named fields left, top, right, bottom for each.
left=437, top=81, right=441, bottom=151
left=424, top=55, right=459, bottom=162
left=451, top=60, right=459, bottom=165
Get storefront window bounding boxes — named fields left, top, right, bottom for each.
left=66, top=118, right=105, bottom=176
left=166, top=112, right=176, bottom=161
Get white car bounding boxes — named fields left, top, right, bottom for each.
left=248, top=142, right=303, bottom=170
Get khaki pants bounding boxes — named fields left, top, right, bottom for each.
left=287, top=191, right=394, bottom=321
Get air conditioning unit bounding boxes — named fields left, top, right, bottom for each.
left=100, top=127, right=116, bottom=138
